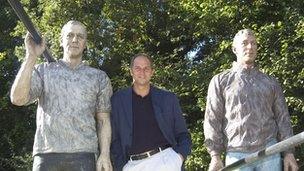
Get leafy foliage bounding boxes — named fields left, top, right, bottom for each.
left=0, top=0, right=303, bottom=170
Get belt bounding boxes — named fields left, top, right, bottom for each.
left=129, top=144, right=171, bottom=161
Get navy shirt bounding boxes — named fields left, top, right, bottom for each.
left=129, top=89, right=169, bottom=155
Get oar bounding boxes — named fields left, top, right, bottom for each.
left=7, top=0, right=55, bottom=62
left=221, top=131, right=304, bottom=170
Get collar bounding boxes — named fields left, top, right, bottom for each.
left=132, top=85, right=151, bottom=99
left=58, top=59, right=86, bottom=70
left=231, top=61, right=259, bottom=76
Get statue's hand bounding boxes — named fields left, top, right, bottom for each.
left=96, top=154, right=113, bottom=171
left=25, top=32, right=45, bottom=59
left=284, top=153, right=298, bottom=171
left=208, top=155, right=224, bottom=171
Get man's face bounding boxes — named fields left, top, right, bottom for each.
left=233, top=33, right=257, bottom=65
left=61, top=24, right=87, bottom=58
left=130, top=56, right=154, bottom=87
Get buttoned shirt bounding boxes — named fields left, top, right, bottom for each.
left=28, top=59, right=112, bottom=155
left=204, top=62, right=293, bottom=156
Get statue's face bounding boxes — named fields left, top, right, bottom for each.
left=61, top=24, right=87, bottom=59
left=233, top=33, right=257, bottom=65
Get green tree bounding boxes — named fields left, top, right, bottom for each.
left=0, top=0, right=303, bottom=170
left=0, top=0, right=35, bottom=170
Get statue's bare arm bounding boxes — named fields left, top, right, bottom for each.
left=10, top=33, right=45, bottom=106
left=96, top=112, right=113, bottom=171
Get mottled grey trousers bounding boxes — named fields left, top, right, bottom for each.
left=32, top=152, right=95, bottom=171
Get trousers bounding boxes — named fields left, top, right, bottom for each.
left=32, top=152, right=95, bottom=171
left=123, top=148, right=183, bottom=171
left=225, top=139, right=282, bottom=171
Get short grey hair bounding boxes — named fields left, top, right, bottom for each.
left=60, top=20, right=87, bottom=39
left=232, top=29, right=255, bottom=48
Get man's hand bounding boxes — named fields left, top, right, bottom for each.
left=96, top=154, right=112, bottom=171
left=284, top=153, right=298, bottom=171
left=25, top=32, right=45, bottom=59
left=208, top=155, right=224, bottom=171
left=178, top=153, right=184, bottom=162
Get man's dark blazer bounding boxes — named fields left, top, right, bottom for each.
left=110, top=86, right=192, bottom=171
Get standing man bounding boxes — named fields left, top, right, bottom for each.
left=10, top=20, right=113, bottom=171
left=204, top=29, right=298, bottom=171
left=111, top=53, right=191, bottom=171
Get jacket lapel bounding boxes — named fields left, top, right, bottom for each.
left=122, top=87, right=133, bottom=134
left=151, top=87, right=162, bottom=118
left=151, top=87, right=170, bottom=140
